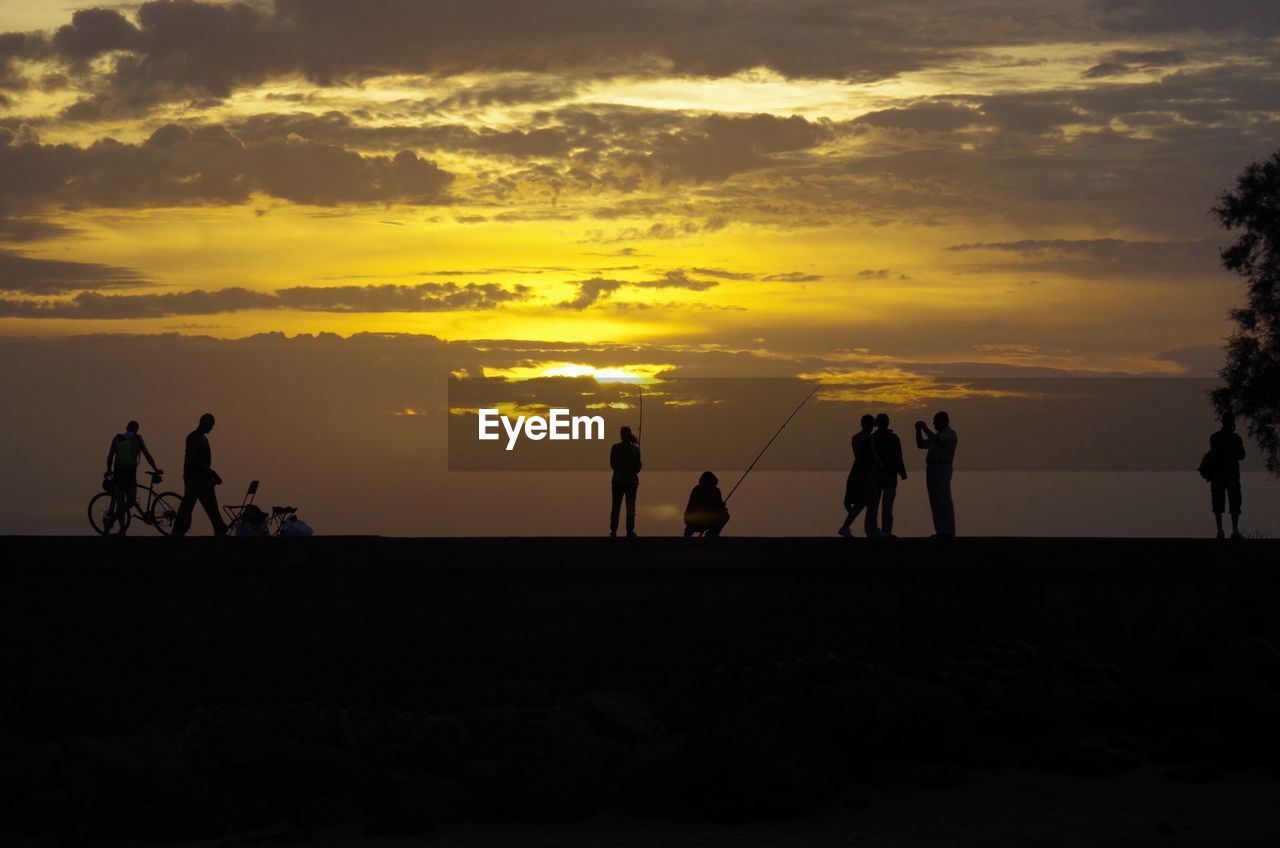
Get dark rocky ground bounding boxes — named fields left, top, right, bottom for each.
left=3, top=537, right=1280, bottom=844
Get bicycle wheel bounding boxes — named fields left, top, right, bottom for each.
left=148, top=491, right=183, bottom=536
left=88, top=491, right=131, bottom=536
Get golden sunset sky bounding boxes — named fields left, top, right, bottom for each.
left=2, top=0, right=1275, bottom=374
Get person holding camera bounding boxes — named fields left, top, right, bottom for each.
left=915, top=411, right=958, bottom=537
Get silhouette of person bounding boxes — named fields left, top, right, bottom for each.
left=684, top=471, right=730, bottom=537
left=105, top=420, right=160, bottom=534
left=915, top=411, right=957, bottom=537
left=868, top=413, right=908, bottom=538
left=1208, top=412, right=1246, bottom=539
left=839, top=414, right=881, bottom=537
left=609, top=425, right=642, bottom=537
left=172, top=413, right=228, bottom=537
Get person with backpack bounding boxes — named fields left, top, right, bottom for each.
left=105, top=420, right=160, bottom=534
left=839, top=414, right=882, bottom=538
left=684, top=471, right=730, bottom=537
left=1200, top=412, right=1247, bottom=539
left=172, top=413, right=228, bottom=537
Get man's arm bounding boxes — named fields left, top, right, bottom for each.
left=915, top=425, right=934, bottom=450
left=106, top=436, right=117, bottom=473
left=1237, top=435, right=1246, bottom=461
left=139, top=437, right=159, bottom=472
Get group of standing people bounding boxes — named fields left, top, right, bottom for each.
left=840, top=411, right=957, bottom=539
left=606, top=410, right=960, bottom=539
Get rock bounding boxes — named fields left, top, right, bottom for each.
left=237, top=744, right=394, bottom=816
left=0, top=724, right=52, bottom=823
left=809, top=680, right=898, bottom=768
left=665, top=707, right=849, bottom=821
left=1223, top=634, right=1280, bottom=688
left=582, top=692, right=666, bottom=744
left=879, top=676, right=973, bottom=762
left=314, top=706, right=362, bottom=753
left=1132, top=673, right=1280, bottom=767
left=1038, top=737, right=1138, bottom=778
left=418, top=715, right=466, bottom=752
left=366, top=777, right=466, bottom=835
left=1164, top=761, right=1221, bottom=784
left=59, top=738, right=226, bottom=839
left=493, top=733, right=623, bottom=822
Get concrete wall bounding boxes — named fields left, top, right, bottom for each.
left=2, top=537, right=1277, bottom=732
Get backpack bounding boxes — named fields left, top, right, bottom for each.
left=1197, top=450, right=1215, bottom=482
left=115, top=434, right=139, bottom=472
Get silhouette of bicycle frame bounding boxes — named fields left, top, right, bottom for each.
left=87, top=470, right=182, bottom=536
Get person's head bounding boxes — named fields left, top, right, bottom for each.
left=875, top=413, right=890, bottom=430
left=933, top=410, right=950, bottom=430
left=198, top=412, right=216, bottom=434
left=699, top=470, right=718, bottom=486
left=125, top=420, right=139, bottom=434
left=620, top=425, right=636, bottom=444
left=859, top=413, right=876, bottom=432
left=1221, top=411, right=1236, bottom=431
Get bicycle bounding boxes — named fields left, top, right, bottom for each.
left=87, top=470, right=183, bottom=536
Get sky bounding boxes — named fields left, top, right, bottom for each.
left=1, top=1, right=1278, bottom=535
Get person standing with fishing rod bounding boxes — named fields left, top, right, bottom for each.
left=608, top=384, right=643, bottom=537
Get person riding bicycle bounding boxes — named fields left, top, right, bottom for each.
left=105, top=420, right=160, bottom=533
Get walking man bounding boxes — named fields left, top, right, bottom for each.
left=915, top=411, right=958, bottom=537
left=1206, top=412, right=1246, bottom=539
left=609, top=425, right=642, bottom=537
left=172, top=413, right=228, bottom=537
left=869, top=413, right=908, bottom=537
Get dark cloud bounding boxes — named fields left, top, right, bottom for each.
left=1082, top=49, right=1187, bottom=79
left=946, top=238, right=1221, bottom=280
left=557, top=277, right=624, bottom=310
left=0, top=122, right=453, bottom=209
left=558, top=269, right=717, bottom=309
left=0, top=282, right=530, bottom=318
left=0, top=248, right=149, bottom=294
left=5, top=0, right=973, bottom=108
left=854, top=102, right=981, bottom=133
left=692, top=267, right=756, bottom=280
left=50, top=9, right=139, bottom=64
left=763, top=272, right=823, bottom=282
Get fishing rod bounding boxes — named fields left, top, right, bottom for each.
left=724, top=384, right=819, bottom=504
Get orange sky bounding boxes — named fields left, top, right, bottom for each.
left=1, top=0, right=1275, bottom=376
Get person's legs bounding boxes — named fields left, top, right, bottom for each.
left=708, top=511, right=729, bottom=537
left=880, top=476, right=898, bottom=536
left=927, top=465, right=955, bottom=536
left=172, top=486, right=197, bottom=537
left=624, top=482, right=638, bottom=534
left=925, top=467, right=942, bottom=535
left=865, top=480, right=882, bottom=537
left=936, top=466, right=955, bottom=536
left=1211, top=482, right=1226, bottom=538
left=1229, top=480, right=1243, bottom=536
left=197, top=486, right=227, bottom=535
left=610, top=482, right=624, bottom=534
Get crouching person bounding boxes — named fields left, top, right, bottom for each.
left=684, top=471, right=730, bottom=537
